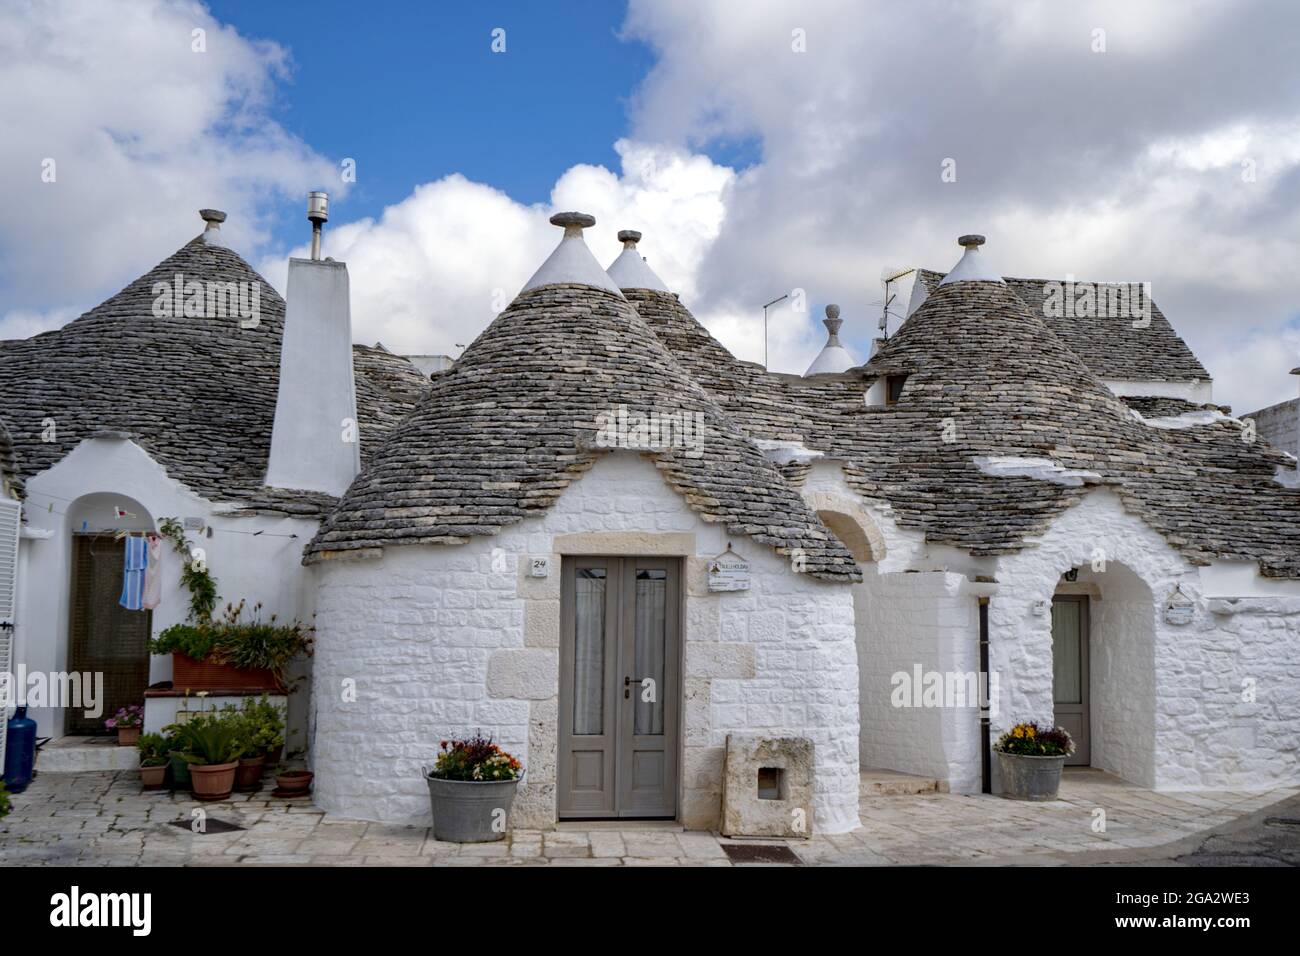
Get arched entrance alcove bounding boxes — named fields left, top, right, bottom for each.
left=63, top=492, right=156, bottom=734
left=1051, top=560, right=1156, bottom=788
left=802, top=490, right=890, bottom=779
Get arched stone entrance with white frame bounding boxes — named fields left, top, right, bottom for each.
left=799, top=485, right=903, bottom=784
left=989, top=490, right=1179, bottom=790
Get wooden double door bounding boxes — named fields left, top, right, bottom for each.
left=558, top=557, right=681, bottom=819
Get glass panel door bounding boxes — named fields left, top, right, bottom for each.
left=572, top=568, right=606, bottom=735
left=1051, top=600, right=1082, bottom=705
left=632, top=569, right=667, bottom=736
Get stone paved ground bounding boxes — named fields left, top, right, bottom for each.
left=1, top=768, right=1295, bottom=866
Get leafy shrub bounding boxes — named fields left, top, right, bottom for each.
left=137, top=732, right=170, bottom=767
left=0, top=781, right=10, bottom=819
left=994, top=721, right=1075, bottom=757
left=218, top=695, right=286, bottom=758
left=165, top=712, right=243, bottom=766
left=150, top=600, right=313, bottom=685
left=428, top=734, right=522, bottom=782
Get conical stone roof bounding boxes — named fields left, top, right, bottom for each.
left=613, top=234, right=1300, bottom=577
left=307, top=216, right=860, bottom=580
left=846, top=263, right=1300, bottom=574
left=0, top=215, right=427, bottom=514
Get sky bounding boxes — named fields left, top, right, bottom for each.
left=2, top=0, right=1299, bottom=414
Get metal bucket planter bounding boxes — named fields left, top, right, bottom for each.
left=423, top=770, right=523, bottom=843
left=996, top=751, right=1066, bottom=801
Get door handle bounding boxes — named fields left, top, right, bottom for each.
left=624, top=676, right=654, bottom=699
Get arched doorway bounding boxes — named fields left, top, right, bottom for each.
left=802, top=490, right=888, bottom=779
left=64, top=493, right=155, bottom=734
left=1051, top=561, right=1156, bottom=787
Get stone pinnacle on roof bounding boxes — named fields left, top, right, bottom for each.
left=199, top=208, right=227, bottom=247
left=938, top=232, right=1004, bottom=285
left=520, top=211, right=625, bottom=297
left=606, top=228, right=671, bottom=292
left=804, top=304, right=858, bottom=375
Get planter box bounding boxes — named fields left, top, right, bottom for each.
left=996, top=751, right=1066, bottom=801
left=171, top=653, right=278, bottom=692
left=424, top=773, right=522, bottom=843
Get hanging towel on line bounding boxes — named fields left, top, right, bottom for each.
left=142, top=533, right=163, bottom=610
left=120, top=535, right=149, bottom=611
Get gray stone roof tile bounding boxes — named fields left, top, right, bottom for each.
left=306, top=283, right=861, bottom=581
left=915, top=269, right=1210, bottom=383
left=0, top=236, right=427, bottom=514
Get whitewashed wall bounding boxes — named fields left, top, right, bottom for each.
left=991, top=489, right=1300, bottom=790
left=799, top=461, right=983, bottom=791
left=311, top=452, right=860, bottom=833
left=15, top=437, right=318, bottom=737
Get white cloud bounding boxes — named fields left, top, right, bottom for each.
left=620, top=0, right=1300, bottom=411
left=0, top=0, right=338, bottom=338
left=259, top=140, right=736, bottom=357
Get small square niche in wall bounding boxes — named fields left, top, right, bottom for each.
left=757, top=767, right=785, bottom=800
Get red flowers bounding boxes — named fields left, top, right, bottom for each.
left=429, top=733, right=523, bottom=781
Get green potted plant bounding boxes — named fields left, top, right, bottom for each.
left=172, top=714, right=242, bottom=801
left=137, top=732, right=170, bottom=790
left=105, top=704, right=144, bottom=746
left=150, top=600, right=313, bottom=693
left=993, top=721, right=1075, bottom=800
left=233, top=696, right=285, bottom=792
left=422, top=734, right=524, bottom=843
left=166, top=728, right=193, bottom=793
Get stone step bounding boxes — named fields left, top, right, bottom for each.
left=38, top=736, right=140, bottom=773
left=860, top=768, right=944, bottom=796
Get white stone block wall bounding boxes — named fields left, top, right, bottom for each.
left=311, top=453, right=860, bottom=832
left=991, top=489, right=1300, bottom=790
left=854, top=570, right=982, bottom=789
left=15, top=437, right=319, bottom=740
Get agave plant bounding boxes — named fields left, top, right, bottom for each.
left=169, top=716, right=242, bottom=766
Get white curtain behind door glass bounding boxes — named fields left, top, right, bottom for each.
left=634, top=571, right=667, bottom=736
left=573, top=571, right=606, bottom=735
left=1052, top=601, right=1082, bottom=705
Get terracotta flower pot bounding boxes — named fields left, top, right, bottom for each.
left=274, top=770, right=313, bottom=797
left=171, top=652, right=279, bottom=692
left=117, top=727, right=141, bottom=747
left=139, top=763, right=167, bottom=791
left=235, top=754, right=266, bottom=792
left=189, top=761, right=239, bottom=801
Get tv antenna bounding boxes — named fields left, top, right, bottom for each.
left=761, top=293, right=789, bottom=369
left=879, top=266, right=915, bottom=341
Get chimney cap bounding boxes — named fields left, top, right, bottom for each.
left=199, top=209, right=227, bottom=224
left=618, top=229, right=642, bottom=244
left=958, top=234, right=986, bottom=248
left=307, top=191, right=329, bottom=224
left=550, top=211, right=596, bottom=229
left=825, top=304, right=841, bottom=320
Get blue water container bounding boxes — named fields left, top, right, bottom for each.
left=3, top=705, right=37, bottom=793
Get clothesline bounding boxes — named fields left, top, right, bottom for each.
left=23, top=495, right=299, bottom=539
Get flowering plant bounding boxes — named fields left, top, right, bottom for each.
left=428, top=734, right=522, bottom=782
left=994, top=721, right=1074, bottom=757
left=105, top=704, right=144, bottom=731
